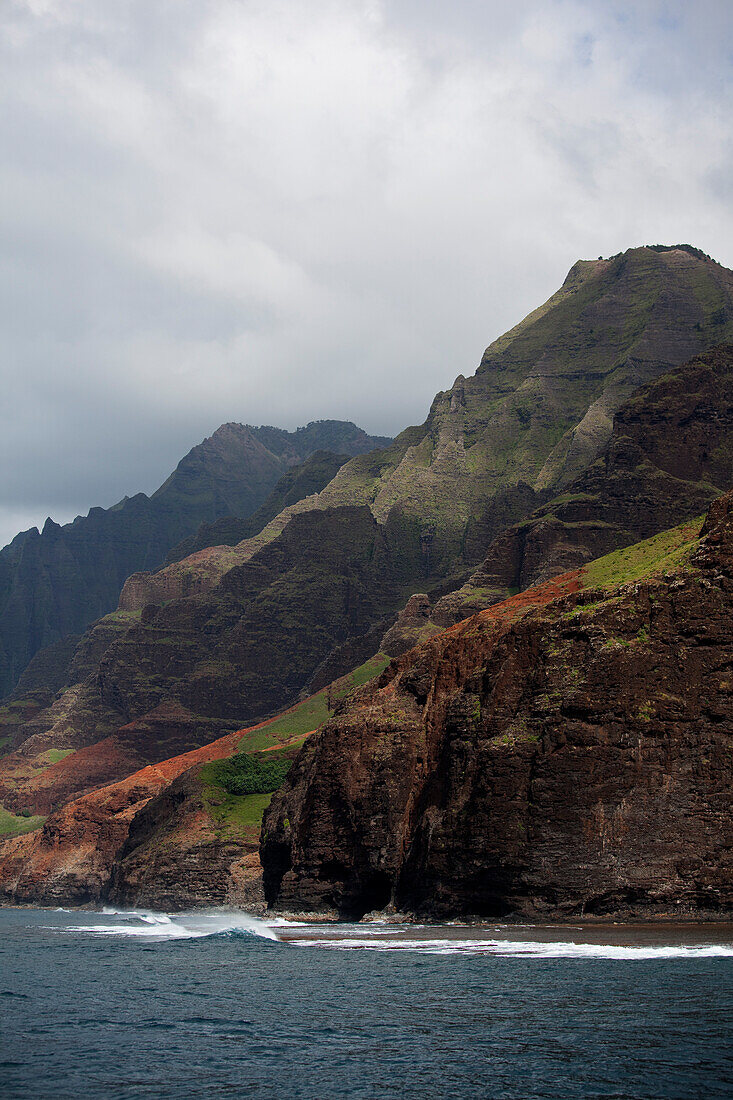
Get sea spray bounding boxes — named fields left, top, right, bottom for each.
left=62, top=908, right=281, bottom=942
left=288, top=935, right=733, bottom=959
left=50, top=911, right=733, bottom=959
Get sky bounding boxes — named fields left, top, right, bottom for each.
left=1, top=0, right=732, bottom=547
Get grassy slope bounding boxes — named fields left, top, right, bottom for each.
left=583, top=516, right=703, bottom=590
left=0, top=747, right=76, bottom=800
left=0, top=522, right=707, bottom=846
left=0, top=804, right=46, bottom=836
left=236, top=653, right=390, bottom=750
left=199, top=654, right=391, bottom=839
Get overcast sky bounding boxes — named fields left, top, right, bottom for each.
left=2, top=0, right=732, bottom=547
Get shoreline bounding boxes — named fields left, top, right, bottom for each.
left=3, top=899, right=733, bottom=932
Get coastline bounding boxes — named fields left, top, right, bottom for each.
left=3, top=898, right=733, bottom=937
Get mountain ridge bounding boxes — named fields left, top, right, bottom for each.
left=1, top=246, right=732, bottom=855
left=0, top=420, right=390, bottom=698
left=1, top=242, right=733, bottom=910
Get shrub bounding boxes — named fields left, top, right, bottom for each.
left=211, top=752, right=292, bottom=797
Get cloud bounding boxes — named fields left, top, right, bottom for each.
left=1, top=0, right=732, bottom=546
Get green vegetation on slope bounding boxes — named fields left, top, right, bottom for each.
left=583, top=516, right=704, bottom=590
left=0, top=803, right=46, bottom=836
left=39, top=748, right=74, bottom=765
left=242, top=694, right=331, bottom=749
left=201, top=746, right=298, bottom=840
left=208, top=752, right=293, bottom=797
left=340, top=653, right=391, bottom=691
left=200, top=653, right=391, bottom=838
left=236, top=653, right=390, bottom=751
left=205, top=791, right=273, bottom=837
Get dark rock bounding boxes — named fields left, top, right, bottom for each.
left=0, top=422, right=389, bottom=698
left=435, top=344, right=733, bottom=623
left=262, top=490, right=733, bottom=920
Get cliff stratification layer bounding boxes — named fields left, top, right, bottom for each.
left=262, top=492, right=733, bottom=920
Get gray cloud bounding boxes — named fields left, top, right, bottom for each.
left=2, top=0, right=732, bottom=546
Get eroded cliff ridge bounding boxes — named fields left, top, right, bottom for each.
left=434, top=343, right=733, bottom=623
left=2, top=502, right=730, bottom=912
left=2, top=246, right=733, bottom=909
left=4, top=246, right=731, bottom=783
left=0, top=421, right=388, bottom=698
left=0, top=657, right=388, bottom=907
left=261, top=491, right=733, bottom=920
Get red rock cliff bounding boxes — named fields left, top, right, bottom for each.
left=262, top=493, right=733, bottom=920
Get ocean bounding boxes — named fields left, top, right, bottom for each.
left=1, top=909, right=732, bottom=1099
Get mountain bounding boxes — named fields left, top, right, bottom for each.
left=1, top=245, right=732, bottom=834
left=432, top=343, right=733, bottom=624
left=0, top=421, right=390, bottom=698
left=261, top=492, right=733, bottom=920
left=3, top=496, right=730, bottom=912
left=0, top=657, right=388, bottom=906
left=163, top=450, right=352, bottom=565
left=311, top=244, right=733, bottom=574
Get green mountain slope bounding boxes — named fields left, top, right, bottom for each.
left=315, top=245, right=733, bottom=575
left=434, top=342, right=733, bottom=621
left=261, top=492, right=733, bottom=920
left=3, top=245, right=732, bottom=783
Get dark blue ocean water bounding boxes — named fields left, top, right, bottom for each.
left=1, top=909, right=732, bottom=1099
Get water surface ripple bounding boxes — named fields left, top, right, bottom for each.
left=1, top=909, right=731, bottom=1099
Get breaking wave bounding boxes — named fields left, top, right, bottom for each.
left=292, top=933, right=733, bottom=959
left=49, top=911, right=733, bottom=959
left=57, top=908, right=281, bottom=942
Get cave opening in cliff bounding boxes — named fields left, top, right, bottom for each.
left=340, top=869, right=393, bottom=921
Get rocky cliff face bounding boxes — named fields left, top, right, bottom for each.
left=433, top=344, right=733, bottom=623
left=164, top=450, right=352, bottom=565
left=0, top=729, right=249, bottom=906
left=0, top=659, right=376, bottom=907
left=3, top=247, right=731, bottom=845
left=104, top=764, right=267, bottom=912
left=0, top=422, right=388, bottom=698
left=0, top=504, right=404, bottom=819
left=316, top=246, right=733, bottom=574
left=261, top=492, right=733, bottom=920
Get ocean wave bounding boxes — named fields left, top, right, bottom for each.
left=57, top=909, right=281, bottom=942
left=47, top=912, right=733, bottom=959
left=291, top=936, right=733, bottom=959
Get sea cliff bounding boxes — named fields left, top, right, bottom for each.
left=261, top=493, right=733, bottom=920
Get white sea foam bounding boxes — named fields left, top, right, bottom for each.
left=61, top=909, right=280, bottom=942
left=291, top=935, right=733, bottom=959
left=51, top=911, right=733, bottom=959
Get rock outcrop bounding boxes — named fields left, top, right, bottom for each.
left=0, top=714, right=303, bottom=907
left=105, top=765, right=267, bottom=912
left=0, top=657, right=388, bottom=906
left=380, top=594, right=442, bottom=657
left=261, top=492, right=733, bottom=920
left=164, top=450, right=352, bottom=564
